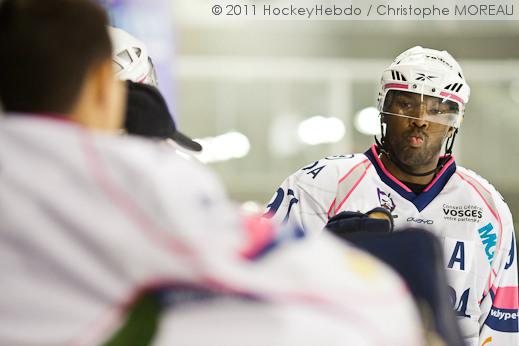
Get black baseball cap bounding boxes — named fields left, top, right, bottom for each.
left=125, top=81, right=202, bottom=152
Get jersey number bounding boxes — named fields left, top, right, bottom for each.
left=448, top=286, right=470, bottom=318
left=264, top=188, right=299, bottom=224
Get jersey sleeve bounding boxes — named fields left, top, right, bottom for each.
left=263, top=159, right=341, bottom=235
left=478, top=194, right=518, bottom=345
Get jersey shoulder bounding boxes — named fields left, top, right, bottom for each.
left=287, top=153, right=368, bottom=187
left=456, top=166, right=506, bottom=203
left=455, top=165, right=513, bottom=227
left=91, top=132, right=230, bottom=224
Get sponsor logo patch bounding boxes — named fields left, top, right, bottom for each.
left=485, top=307, right=519, bottom=333
left=442, top=203, right=483, bottom=223
left=416, top=73, right=438, bottom=81
left=478, top=223, right=497, bottom=263
left=377, top=188, right=395, bottom=212
left=406, top=217, right=434, bottom=225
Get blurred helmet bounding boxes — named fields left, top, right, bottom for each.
left=109, top=27, right=158, bottom=87
left=377, top=46, right=470, bottom=129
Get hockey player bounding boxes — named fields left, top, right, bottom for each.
left=265, top=46, right=518, bottom=345
left=110, top=26, right=202, bottom=152
left=0, top=1, right=425, bottom=345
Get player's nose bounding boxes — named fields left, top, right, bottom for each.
left=410, top=105, right=429, bottom=128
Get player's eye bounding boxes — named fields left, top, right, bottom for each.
left=397, top=101, right=414, bottom=109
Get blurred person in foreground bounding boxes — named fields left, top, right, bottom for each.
left=265, top=46, right=518, bottom=345
left=0, top=1, right=425, bottom=345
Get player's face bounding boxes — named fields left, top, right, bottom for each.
left=382, top=91, right=454, bottom=168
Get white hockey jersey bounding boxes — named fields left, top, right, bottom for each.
left=0, top=115, right=425, bottom=346
left=265, top=144, right=519, bottom=346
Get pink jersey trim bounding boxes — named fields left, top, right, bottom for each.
left=480, top=272, right=498, bottom=304
left=137, top=74, right=148, bottom=83
left=455, top=171, right=503, bottom=249
left=439, top=91, right=465, bottom=105
left=14, top=112, right=76, bottom=125
left=80, top=130, right=197, bottom=259
left=455, top=171, right=504, bottom=294
left=327, top=198, right=336, bottom=219
left=38, top=112, right=73, bottom=119
left=423, top=156, right=455, bottom=192
left=338, top=159, right=370, bottom=184
left=493, top=286, right=519, bottom=310
left=327, top=159, right=371, bottom=218
left=370, top=145, right=412, bottom=193
left=335, top=162, right=372, bottom=212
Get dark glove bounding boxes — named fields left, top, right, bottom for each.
left=125, top=81, right=202, bottom=152
left=325, top=207, right=394, bottom=239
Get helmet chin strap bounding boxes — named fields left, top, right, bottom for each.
left=444, top=128, right=458, bottom=156
left=374, top=119, right=457, bottom=178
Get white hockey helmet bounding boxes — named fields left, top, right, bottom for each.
left=377, top=46, right=470, bottom=128
left=109, top=26, right=158, bottom=87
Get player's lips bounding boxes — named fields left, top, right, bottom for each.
left=409, top=136, right=424, bottom=146
left=406, top=132, right=425, bottom=147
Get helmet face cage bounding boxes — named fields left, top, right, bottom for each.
left=377, top=46, right=470, bottom=129
left=142, top=57, right=158, bottom=87
left=109, top=27, right=158, bottom=87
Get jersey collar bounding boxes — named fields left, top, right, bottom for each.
left=364, top=144, right=456, bottom=212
